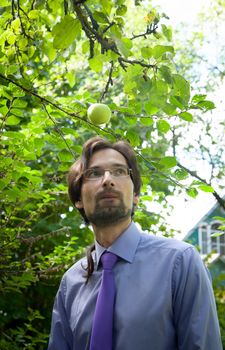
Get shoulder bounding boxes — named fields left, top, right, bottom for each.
left=60, top=255, right=89, bottom=290
left=139, top=231, right=194, bottom=254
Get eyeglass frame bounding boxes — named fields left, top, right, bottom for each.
left=81, top=165, right=133, bottom=181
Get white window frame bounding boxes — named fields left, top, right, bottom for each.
left=198, top=220, right=225, bottom=255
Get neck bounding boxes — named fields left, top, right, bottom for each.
left=92, top=218, right=132, bottom=248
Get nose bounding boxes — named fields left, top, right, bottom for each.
left=101, top=170, right=115, bottom=187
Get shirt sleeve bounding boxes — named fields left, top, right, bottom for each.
left=47, top=277, right=73, bottom=350
left=172, top=246, right=223, bottom=350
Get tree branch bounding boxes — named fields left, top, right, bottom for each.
left=73, top=2, right=158, bottom=72
left=130, top=23, right=158, bottom=40
left=100, top=61, right=114, bottom=101
left=177, top=161, right=225, bottom=210
left=118, top=57, right=156, bottom=70
left=42, top=103, right=76, bottom=157
left=0, top=73, right=116, bottom=140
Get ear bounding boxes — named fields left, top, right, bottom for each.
left=133, top=193, right=139, bottom=206
left=75, top=200, right=83, bottom=209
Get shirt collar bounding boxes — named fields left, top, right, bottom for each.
left=94, top=221, right=141, bottom=269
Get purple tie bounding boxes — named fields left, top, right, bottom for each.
left=90, top=252, right=118, bottom=350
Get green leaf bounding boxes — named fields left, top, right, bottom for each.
left=0, top=0, right=10, bottom=6
left=128, top=100, right=142, bottom=114
left=162, top=103, right=177, bottom=116
left=148, top=80, right=168, bottom=108
left=125, top=116, right=137, bottom=126
left=159, top=66, right=173, bottom=84
left=115, top=37, right=132, bottom=57
left=12, top=99, right=28, bottom=108
left=157, top=119, right=170, bottom=133
left=7, top=32, right=16, bottom=45
left=45, top=44, right=57, bottom=62
left=198, top=184, right=214, bottom=193
left=8, top=83, right=25, bottom=97
left=8, top=65, right=18, bottom=74
left=191, top=94, right=207, bottom=103
left=126, top=130, right=140, bottom=147
left=58, top=150, right=73, bottom=162
left=116, top=5, right=127, bottom=16
left=140, top=117, right=154, bottom=126
left=11, top=18, right=20, bottom=32
left=6, top=115, right=21, bottom=125
left=66, top=71, right=76, bottom=87
left=211, top=232, right=224, bottom=238
left=89, top=56, right=103, bottom=72
left=186, top=187, right=198, bottom=198
left=11, top=108, right=23, bottom=117
left=178, top=111, right=193, bottom=122
left=144, top=101, right=159, bottom=115
left=28, top=10, right=39, bottom=19
left=161, top=24, right=172, bottom=41
left=53, top=15, right=81, bottom=49
left=141, top=47, right=153, bottom=59
left=93, top=10, right=109, bottom=23
left=213, top=216, right=225, bottom=222
left=159, top=156, right=177, bottom=169
left=18, top=37, right=28, bottom=50
left=196, top=100, right=216, bottom=112
left=174, top=169, right=189, bottom=180
left=152, top=45, right=174, bottom=59
left=169, top=96, right=184, bottom=110
left=172, top=74, right=190, bottom=105
left=0, top=105, right=8, bottom=116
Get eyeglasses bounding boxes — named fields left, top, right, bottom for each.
left=82, top=166, right=132, bottom=181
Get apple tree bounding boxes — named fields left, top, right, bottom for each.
left=0, top=0, right=223, bottom=348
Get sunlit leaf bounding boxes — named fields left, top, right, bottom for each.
left=157, top=119, right=170, bottom=133
left=178, top=111, right=193, bottom=122
left=186, top=187, right=198, bottom=198
left=53, top=15, right=81, bottom=49
left=174, top=168, right=189, bottom=180
left=141, top=47, right=153, bottom=59
left=144, top=101, right=159, bottom=115
left=6, top=115, right=21, bottom=125
left=196, top=100, right=216, bottom=112
left=172, top=74, right=190, bottom=105
left=159, top=156, right=177, bottom=168
left=191, top=94, right=207, bottom=103
left=198, top=184, right=214, bottom=193
left=152, top=45, right=174, bottom=59
left=89, top=56, right=103, bottom=72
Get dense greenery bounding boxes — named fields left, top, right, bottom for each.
left=0, top=0, right=224, bottom=348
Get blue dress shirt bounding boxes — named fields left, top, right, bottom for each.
left=48, top=222, right=222, bottom=350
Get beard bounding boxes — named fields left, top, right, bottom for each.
left=86, top=192, right=132, bottom=227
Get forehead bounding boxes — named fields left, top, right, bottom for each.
left=88, top=148, right=127, bottom=168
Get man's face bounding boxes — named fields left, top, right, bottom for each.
left=75, top=148, right=139, bottom=227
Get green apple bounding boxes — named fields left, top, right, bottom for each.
left=87, top=103, right=111, bottom=125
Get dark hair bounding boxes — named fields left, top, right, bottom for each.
left=67, top=136, right=141, bottom=222
left=67, top=136, right=141, bottom=281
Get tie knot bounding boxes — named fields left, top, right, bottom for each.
left=101, top=252, right=118, bottom=270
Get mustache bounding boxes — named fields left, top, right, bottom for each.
left=96, top=189, right=122, bottom=200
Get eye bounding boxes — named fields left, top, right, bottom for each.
left=113, top=167, right=128, bottom=176
left=86, top=168, right=103, bottom=178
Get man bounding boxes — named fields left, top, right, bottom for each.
left=48, top=136, right=222, bottom=350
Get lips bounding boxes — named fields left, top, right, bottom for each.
left=97, top=191, right=120, bottom=200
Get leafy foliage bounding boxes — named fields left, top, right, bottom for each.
left=0, top=0, right=224, bottom=348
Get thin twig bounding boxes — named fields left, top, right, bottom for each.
left=130, top=24, right=158, bottom=40
left=42, top=103, right=76, bottom=158
left=0, top=98, right=15, bottom=134
left=118, top=57, right=156, bottom=70
left=177, top=161, right=225, bottom=210
left=100, top=61, right=114, bottom=101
